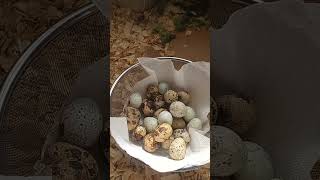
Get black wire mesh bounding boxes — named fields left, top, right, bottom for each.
left=0, top=5, right=108, bottom=176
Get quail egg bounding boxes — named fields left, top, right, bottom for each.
left=154, top=108, right=166, bottom=118
left=216, top=95, right=256, bottom=135
left=154, top=123, right=173, bottom=142
left=144, top=117, right=158, bottom=133
left=170, top=101, right=186, bottom=118
left=171, top=118, right=186, bottom=129
left=178, top=91, right=191, bottom=104
left=154, top=94, right=165, bottom=109
left=212, top=126, right=248, bottom=176
left=183, top=106, right=196, bottom=122
left=234, top=141, right=274, bottom=180
left=146, top=84, right=159, bottom=99
left=142, top=99, right=155, bottom=116
left=164, top=90, right=178, bottom=103
left=143, top=133, right=158, bottom=153
left=173, top=129, right=191, bottom=143
left=158, top=110, right=173, bottom=125
left=126, top=107, right=141, bottom=131
left=129, top=93, right=142, bottom=108
left=169, top=137, right=186, bottom=160
left=161, top=135, right=174, bottom=150
left=158, top=82, right=169, bottom=94
left=132, top=126, right=147, bottom=141
left=187, top=118, right=202, bottom=130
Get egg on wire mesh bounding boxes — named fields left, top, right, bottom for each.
left=212, top=126, right=248, bottom=176
left=234, top=141, right=274, bottom=180
left=63, top=98, right=103, bottom=148
left=215, top=95, right=256, bottom=135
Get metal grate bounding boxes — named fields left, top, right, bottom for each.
left=0, top=4, right=108, bottom=176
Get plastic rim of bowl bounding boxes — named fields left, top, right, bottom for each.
left=109, top=57, right=202, bottom=172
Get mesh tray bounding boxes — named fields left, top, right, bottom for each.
left=0, top=4, right=109, bottom=176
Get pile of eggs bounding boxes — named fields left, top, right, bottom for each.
left=125, top=82, right=203, bottom=160
left=213, top=95, right=282, bottom=180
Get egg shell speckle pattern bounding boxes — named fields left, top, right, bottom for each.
left=161, top=136, right=175, bottom=150
left=142, top=99, right=155, bottom=116
left=63, top=98, right=103, bottom=148
left=144, top=133, right=158, bottom=152
left=169, top=137, right=186, bottom=160
left=164, top=90, right=178, bottom=103
left=173, top=129, right=191, bottom=143
left=170, top=101, right=186, bottom=118
left=154, top=123, right=173, bottom=142
left=126, top=107, right=141, bottom=131
left=146, top=84, right=159, bottom=99
left=212, top=126, right=248, bottom=176
left=133, top=126, right=147, bottom=141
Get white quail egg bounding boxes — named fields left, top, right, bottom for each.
left=144, top=117, right=158, bottom=133
left=126, top=107, right=141, bottom=131
left=173, top=129, right=191, bottom=143
left=164, top=90, right=178, bottom=103
left=178, top=91, right=191, bottom=104
left=187, top=118, right=202, bottom=130
left=234, top=141, right=274, bottom=180
left=170, top=101, right=186, bottom=118
left=212, top=126, right=248, bottom=176
left=161, top=135, right=174, bottom=150
left=154, top=108, right=166, bottom=118
left=129, top=93, right=142, bottom=108
left=158, top=82, right=169, bottom=94
left=171, top=118, right=186, bottom=129
left=154, top=123, right=173, bottom=142
left=169, top=137, right=186, bottom=160
left=132, top=126, right=147, bottom=141
left=183, top=106, right=196, bottom=122
left=158, top=110, right=173, bottom=125
left=63, top=98, right=103, bottom=148
left=143, top=133, right=158, bottom=153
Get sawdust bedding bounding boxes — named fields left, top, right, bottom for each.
left=110, top=2, right=210, bottom=180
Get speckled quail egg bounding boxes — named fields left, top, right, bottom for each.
left=158, top=82, right=169, bottom=94
left=164, top=90, right=178, bottom=103
left=142, top=99, right=155, bottom=116
left=187, top=118, right=202, bottom=130
left=143, top=133, right=158, bottom=153
left=183, top=106, right=196, bottom=122
left=178, top=91, right=191, bottom=104
left=129, top=92, right=142, bottom=108
left=216, top=95, right=256, bottom=135
left=158, top=110, right=173, bottom=125
left=154, top=108, right=166, bottom=118
left=144, top=117, right=158, bottom=133
left=169, top=137, right=186, bottom=160
left=154, top=94, right=165, bottom=109
left=146, top=84, right=159, bottom=99
left=161, top=136, right=174, bottom=149
left=126, top=106, right=141, bottom=131
left=154, top=123, right=173, bottom=142
left=234, top=141, right=274, bottom=180
left=63, top=98, right=103, bottom=148
left=173, top=129, right=190, bottom=143
left=170, top=101, right=186, bottom=118
left=212, top=126, right=248, bottom=176
left=132, top=126, right=147, bottom=141
left=171, top=118, right=186, bottom=129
